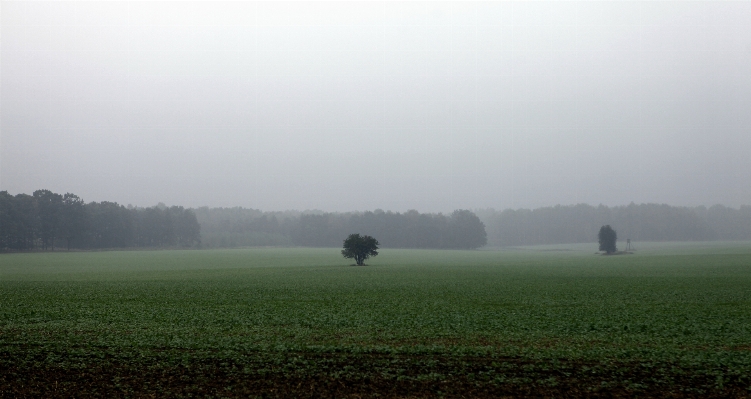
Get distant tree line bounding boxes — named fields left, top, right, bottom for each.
left=195, top=208, right=487, bottom=249
left=0, top=190, right=200, bottom=251
left=193, top=207, right=295, bottom=248
left=475, top=203, right=751, bottom=246
left=6, top=192, right=747, bottom=251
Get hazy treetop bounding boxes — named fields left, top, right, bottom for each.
left=2, top=2, right=749, bottom=211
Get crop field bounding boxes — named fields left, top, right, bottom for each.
left=1, top=244, right=751, bottom=398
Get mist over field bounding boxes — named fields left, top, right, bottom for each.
left=2, top=2, right=750, bottom=212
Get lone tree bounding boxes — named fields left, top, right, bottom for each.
left=598, top=225, right=617, bottom=254
left=342, top=233, right=379, bottom=266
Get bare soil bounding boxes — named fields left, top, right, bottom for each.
left=1, top=351, right=748, bottom=398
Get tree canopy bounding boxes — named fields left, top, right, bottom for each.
left=476, top=203, right=751, bottom=247
left=598, top=225, right=617, bottom=254
left=0, top=190, right=200, bottom=251
left=195, top=208, right=487, bottom=249
left=341, top=233, right=379, bottom=266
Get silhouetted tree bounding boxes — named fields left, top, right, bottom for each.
left=598, top=225, right=617, bottom=254
left=342, top=233, right=379, bottom=266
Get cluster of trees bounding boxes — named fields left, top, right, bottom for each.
left=7, top=192, right=747, bottom=252
left=0, top=190, right=200, bottom=251
left=195, top=208, right=487, bottom=249
left=476, top=203, right=751, bottom=246
left=193, top=207, right=295, bottom=247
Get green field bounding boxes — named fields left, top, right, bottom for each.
left=2, top=244, right=751, bottom=397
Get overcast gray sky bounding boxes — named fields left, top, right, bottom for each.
left=2, top=1, right=750, bottom=212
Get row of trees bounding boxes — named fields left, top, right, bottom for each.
left=0, top=190, right=200, bottom=251
left=476, top=203, right=751, bottom=246
left=7, top=193, right=746, bottom=251
left=195, top=208, right=488, bottom=249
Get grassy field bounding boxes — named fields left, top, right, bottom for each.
left=1, top=244, right=751, bottom=397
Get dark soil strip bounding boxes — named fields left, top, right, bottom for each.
left=1, top=350, right=748, bottom=398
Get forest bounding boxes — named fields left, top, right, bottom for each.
left=476, top=203, right=751, bottom=246
left=0, top=190, right=200, bottom=251
left=3, top=190, right=750, bottom=251
left=195, top=208, right=488, bottom=249
left=0, top=191, right=487, bottom=251
left=198, top=203, right=751, bottom=249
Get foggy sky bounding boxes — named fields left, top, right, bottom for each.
left=2, top=2, right=750, bottom=212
